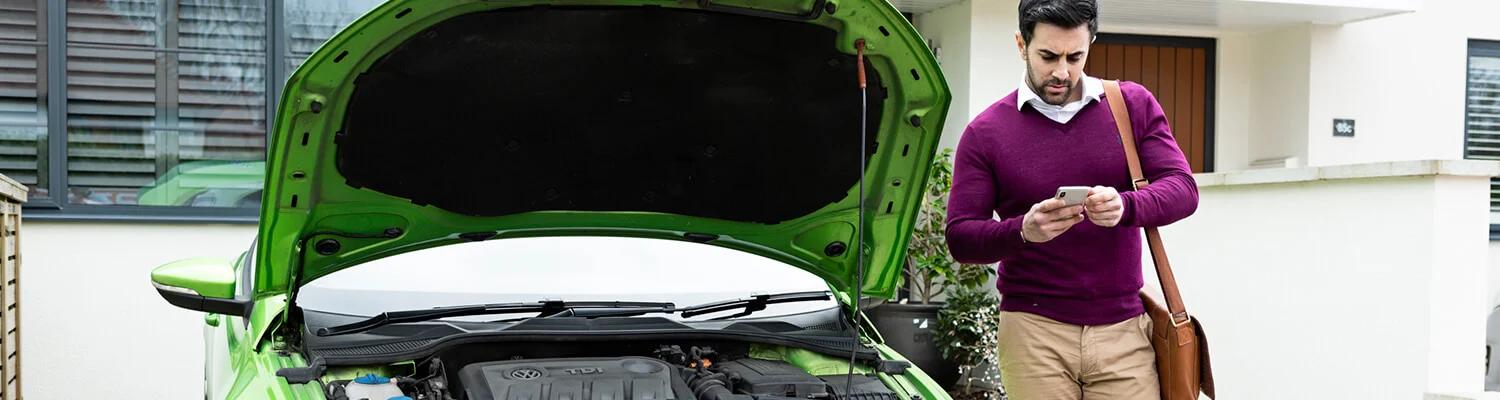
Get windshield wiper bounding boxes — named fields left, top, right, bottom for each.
left=316, top=291, right=834, bottom=337
left=573, top=291, right=833, bottom=320
left=314, top=300, right=676, bottom=337
left=679, top=291, right=831, bottom=320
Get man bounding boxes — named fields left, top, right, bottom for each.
left=943, top=1, right=1199, bottom=399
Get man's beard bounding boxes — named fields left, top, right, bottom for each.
left=1026, top=66, right=1078, bottom=106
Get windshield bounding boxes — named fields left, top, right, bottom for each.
left=297, top=236, right=836, bottom=321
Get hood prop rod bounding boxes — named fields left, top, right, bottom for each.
left=844, top=38, right=870, bottom=395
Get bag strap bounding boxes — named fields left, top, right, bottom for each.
left=1102, top=80, right=1190, bottom=324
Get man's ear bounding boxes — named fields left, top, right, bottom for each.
left=1014, top=31, right=1027, bottom=61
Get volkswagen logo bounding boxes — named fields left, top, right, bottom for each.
left=510, top=368, right=544, bottom=380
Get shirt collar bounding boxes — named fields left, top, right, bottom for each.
left=1016, top=75, right=1104, bottom=111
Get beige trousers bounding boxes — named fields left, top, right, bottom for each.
left=996, top=311, right=1160, bottom=400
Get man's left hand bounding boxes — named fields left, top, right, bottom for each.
left=1084, top=186, right=1124, bottom=227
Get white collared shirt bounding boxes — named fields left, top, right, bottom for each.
left=1016, top=75, right=1105, bottom=124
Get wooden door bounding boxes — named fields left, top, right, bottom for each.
left=1084, top=34, right=1215, bottom=173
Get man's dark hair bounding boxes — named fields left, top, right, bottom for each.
left=1018, top=0, right=1098, bottom=44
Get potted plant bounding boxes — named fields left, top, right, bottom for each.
left=867, top=148, right=995, bottom=389
left=935, top=287, right=1005, bottom=400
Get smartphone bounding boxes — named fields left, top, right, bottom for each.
left=1054, top=186, right=1091, bottom=206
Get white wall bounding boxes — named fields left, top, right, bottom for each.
left=1212, top=33, right=1254, bottom=171
left=946, top=0, right=1500, bottom=172
left=922, top=8, right=1280, bottom=174
left=965, top=0, right=1022, bottom=123
left=914, top=0, right=1024, bottom=153
left=1249, top=25, right=1314, bottom=168
left=915, top=1, right=973, bottom=153
left=20, top=222, right=256, bottom=400
left=1254, top=0, right=1420, bottom=9
left=1155, top=170, right=1491, bottom=398
left=1490, top=242, right=1500, bottom=307
left=1302, top=0, right=1500, bottom=167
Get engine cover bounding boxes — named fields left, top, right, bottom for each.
left=461, top=357, right=689, bottom=400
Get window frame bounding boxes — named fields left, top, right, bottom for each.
left=21, top=0, right=290, bottom=222
left=1091, top=32, right=1218, bottom=173
left=1466, top=39, right=1500, bottom=239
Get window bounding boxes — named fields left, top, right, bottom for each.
left=0, top=1, right=47, bottom=199
left=1084, top=33, right=1216, bottom=173
left=12, top=0, right=380, bottom=219
left=1466, top=39, right=1500, bottom=230
left=64, top=0, right=267, bottom=208
left=283, top=0, right=381, bottom=77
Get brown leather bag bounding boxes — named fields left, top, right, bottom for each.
left=1102, top=80, right=1216, bottom=400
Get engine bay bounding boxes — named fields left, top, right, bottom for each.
left=321, top=343, right=904, bottom=400
left=461, top=357, right=682, bottom=400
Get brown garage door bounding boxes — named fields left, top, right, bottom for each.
left=1084, top=33, right=1216, bottom=173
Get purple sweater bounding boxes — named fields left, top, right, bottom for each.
left=944, top=81, right=1198, bottom=326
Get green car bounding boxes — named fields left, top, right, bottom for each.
left=136, top=160, right=265, bottom=208
left=149, top=0, right=952, bottom=399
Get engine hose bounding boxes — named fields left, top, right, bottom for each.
left=686, top=370, right=751, bottom=400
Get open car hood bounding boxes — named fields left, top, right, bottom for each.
left=255, top=0, right=951, bottom=303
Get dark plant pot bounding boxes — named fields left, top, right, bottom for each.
left=867, top=303, right=958, bottom=389
left=956, top=358, right=1006, bottom=398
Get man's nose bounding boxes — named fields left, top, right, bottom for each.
left=1052, top=65, right=1070, bottom=81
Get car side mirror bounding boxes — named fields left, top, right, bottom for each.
left=151, top=257, right=251, bottom=317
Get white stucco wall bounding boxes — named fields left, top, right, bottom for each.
left=914, top=1, right=973, bottom=153
left=914, top=0, right=1024, bottom=153
left=1254, top=0, right=1420, bottom=9
left=1157, top=166, right=1492, bottom=399
left=1490, top=242, right=1500, bottom=307
left=932, top=1, right=1500, bottom=172
left=20, top=222, right=257, bottom=400
left=924, top=6, right=1307, bottom=174
left=965, top=0, right=1021, bottom=123
left=1209, top=33, right=1253, bottom=172
left=1304, top=0, right=1500, bottom=167
left=1248, top=25, right=1314, bottom=168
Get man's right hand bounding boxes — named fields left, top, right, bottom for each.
left=1020, top=198, right=1085, bottom=243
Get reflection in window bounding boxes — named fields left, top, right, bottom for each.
left=0, top=0, right=385, bottom=211
left=0, top=1, right=47, bottom=198
left=1466, top=41, right=1500, bottom=224
left=284, top=0, right=382, bottom=75
left=63, top=0, right=266, bottom=207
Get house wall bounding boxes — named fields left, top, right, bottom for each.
left=934, top=0, right=1500, bottom=171
left=1155, top=165, right=1492, bottom=398
left=917, top=4, right=1310, bottom=174
left=965, top=0, right=1022, bottom=124
left=1490, top=242, right=1500, bottom=306
left=1248, top=25, right=1314, bottom=168
left=20, top=222, right=256, bottom=399
left=1304, top=0, right=1500, bottom=167
left=914, top=0, right=1026, bottom=153
left=914, top=1, right=973, bottom=153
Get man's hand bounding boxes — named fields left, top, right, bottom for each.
left=1021, top=198, right=1084, bottom=243
left=1084, top=185, right=1124, bottom=227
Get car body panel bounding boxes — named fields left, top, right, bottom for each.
left=253, top=0, right=951, bottom=302
left=152, top=257, right=239, bottom=298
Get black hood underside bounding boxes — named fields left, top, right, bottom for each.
left=338, top=6, right=885, bottom=224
